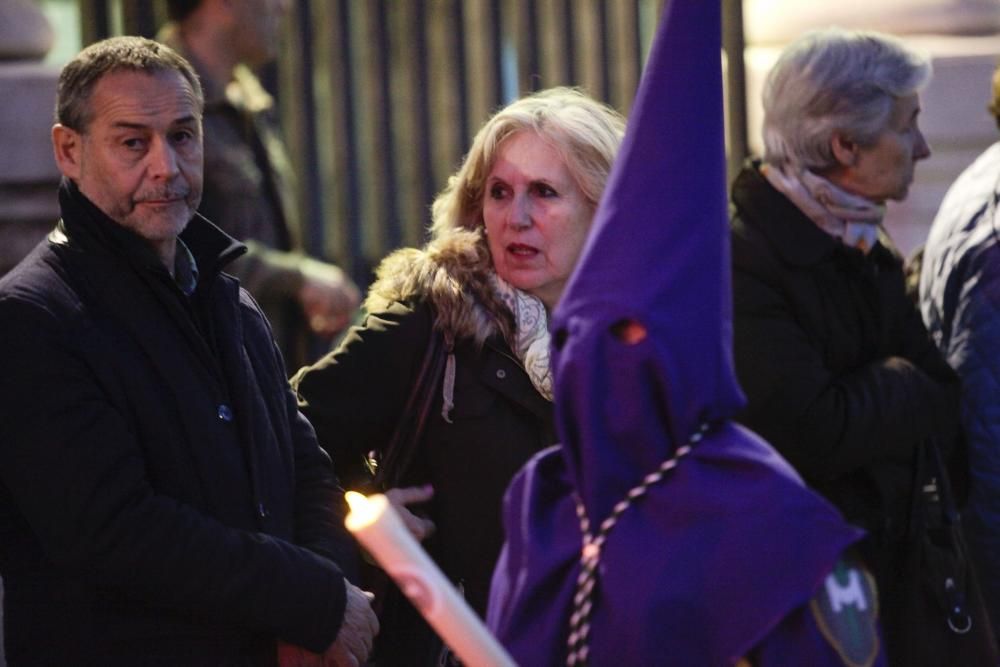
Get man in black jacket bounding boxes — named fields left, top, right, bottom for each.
left=0, top=36, right=376, bottom=665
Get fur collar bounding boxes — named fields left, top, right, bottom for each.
left=365, top=228, right=515, bottom=346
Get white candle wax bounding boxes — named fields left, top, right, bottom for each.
left=344, top=491, right=516, bottom=667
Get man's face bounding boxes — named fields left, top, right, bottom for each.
left=54, top=69, right=203, bottom=252
left=233, top=0, right=291, bottom=67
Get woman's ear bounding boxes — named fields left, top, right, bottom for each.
left=51, top=124, right=82, bottom=181
left=830, top=132, right=858, bottom=168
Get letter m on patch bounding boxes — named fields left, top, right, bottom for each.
left=825, top=568, right=868, bottom=613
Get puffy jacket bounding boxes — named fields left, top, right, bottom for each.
left=920, top=140, right=1000, bottom=635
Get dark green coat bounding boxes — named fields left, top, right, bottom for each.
left=294, top=299, right=554, bottom=616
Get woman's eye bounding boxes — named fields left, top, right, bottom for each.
left=489, top=184, right=507, bottom=199
left=533, top=183, right=557, bottom=197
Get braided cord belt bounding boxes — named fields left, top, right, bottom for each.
left=566, top=422, right=711, bottom=666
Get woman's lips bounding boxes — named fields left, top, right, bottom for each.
left=507, top=243, right=538, bottom=257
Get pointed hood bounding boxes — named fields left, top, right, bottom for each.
left=487, top=2, right=867, bottom=664
left=552, top=0, right=743, bottom=522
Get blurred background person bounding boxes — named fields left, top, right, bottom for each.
left=920, top=61, right=1000, bottom=641
left=160, top=0, right=359, bottom=368
left=729, top=28, right=974, bottom=664
left=292, top=87, right=624, bottom=665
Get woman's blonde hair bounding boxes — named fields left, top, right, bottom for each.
left=429, top=87, right=625, bottom=240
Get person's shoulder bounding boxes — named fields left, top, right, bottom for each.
left=0, top=238, right=82, bottom=315
left=357, top=297, right=434, bottom=345
left=927, top=141, right=1000, bottom=249
left=955, top=140, right=1000, bottom=197
left=0, top=243, right=91, bottom=354
left=730, top=210, right=786, bottom=282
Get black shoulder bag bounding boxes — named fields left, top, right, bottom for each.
left=888, top=439, right=999, bottom=666
left=372, top=328, right=447, bottom=489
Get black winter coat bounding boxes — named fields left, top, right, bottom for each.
left=730, top=164, right=962, bottom=547
left=293, top=298, right=554, bottom=663
left=0, top=183, right=354, bottom=665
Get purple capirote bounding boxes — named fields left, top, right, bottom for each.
left=486, top=0, right=882, bottom=664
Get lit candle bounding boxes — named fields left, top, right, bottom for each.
left=344, top=491, right=516, bottom=667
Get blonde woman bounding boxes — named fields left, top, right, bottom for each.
left=292, top=87, right=624, bottom=665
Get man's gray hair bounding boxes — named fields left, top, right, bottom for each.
left=762, top=28, right=931, bottom=170
left=56, top=36, right=203, bottom=133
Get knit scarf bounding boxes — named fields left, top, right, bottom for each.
left=490, top=274, right=554, bottom=402
left=761, top=162, right=885, bottom=254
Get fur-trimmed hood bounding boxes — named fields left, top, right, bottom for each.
left=365, top=227, right=515, bottom=347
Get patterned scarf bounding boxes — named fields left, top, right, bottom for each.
left=761, top=162, right=885, bottom=254
left=490, top=274, right=554, bottom=402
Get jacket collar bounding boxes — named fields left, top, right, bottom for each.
left=55, top=178, right=246, bottom=286
left=732, top=162, right=901, bottom=271
left=732, top=161, right=845, bottom=267
left=159, top=24, right=274, bottom=115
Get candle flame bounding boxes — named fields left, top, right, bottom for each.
left=345, top=490, right=368, bottom=513
left=344, top=491, right=386, bottom=530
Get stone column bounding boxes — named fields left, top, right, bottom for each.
left=0, top=6, right=59, bottom=660
left=0, top=0, right=60, bottom=277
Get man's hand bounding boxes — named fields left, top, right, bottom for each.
left=276, top=583, right=378, bottom=667
left=298, top=258, right=361, bottom=338
left=323, top=582, right=379, bottom=666
left=385, top=485, right=436, bottom=541
left=277, top=641, right=324, bottom=666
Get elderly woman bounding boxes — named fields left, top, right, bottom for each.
left=729, top=29, right=974, bottom=664
left=292, top=87, right=624, bottom=664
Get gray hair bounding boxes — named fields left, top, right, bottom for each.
left=56, top=36, right=203, bottom=133
left=762, top=28, right=931, bottom=170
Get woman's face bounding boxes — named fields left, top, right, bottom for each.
left=482, top=130, right=595, bottom=310
left=829, top=93, right=931, bottom=203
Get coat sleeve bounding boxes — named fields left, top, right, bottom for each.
left=291, top=300, right=434, bottom=491
left=0, top=295, right=346, bottom=654
left=936, top=243, right=1000, bottom=604
left=732, top=248, right=959, bottom=482
left=266, top=330, right=362, bottom=584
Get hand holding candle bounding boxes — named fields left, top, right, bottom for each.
left=344, top=491, right=516, bottom=667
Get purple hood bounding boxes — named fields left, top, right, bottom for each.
left=487, top=0, right=864, bottom=664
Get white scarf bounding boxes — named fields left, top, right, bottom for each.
left=489, top=274, right=553, bottom=402
left=761, top=162, right=885, bottom=254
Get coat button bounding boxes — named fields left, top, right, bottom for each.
left=217, top=404, right=234, bottom=422
left=496, top=369, right=506, bottom=379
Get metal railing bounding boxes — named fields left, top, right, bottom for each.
left=77, top=0, right=747, bottom=288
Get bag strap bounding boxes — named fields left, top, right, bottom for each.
left=913, top=438, right=981, bottom=636
left=374, top=326, right=448, bottom=490
left=927, top=439, right=961, bottom=526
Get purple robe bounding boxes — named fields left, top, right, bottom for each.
left=486, top=0, right=886, bottom=664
